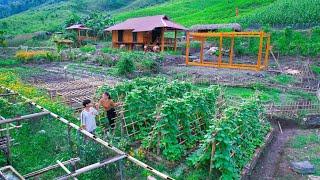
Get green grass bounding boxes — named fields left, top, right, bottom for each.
left=290, top=133, right=320, bottom=149
left=272, top=74, right=297, bottom=85
left=311, top=65, right=320, bottom=75
left=0, top=59, right=21, bottom=67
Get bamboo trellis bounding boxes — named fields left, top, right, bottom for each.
left=0, top=86, right=174, bottom=180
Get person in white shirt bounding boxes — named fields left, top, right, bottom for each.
left=80, top=99, right=98, bottom=134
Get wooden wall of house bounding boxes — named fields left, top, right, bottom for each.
left=137, top=32, right=144, bottom=43
left=112, top=31, right=118, bottom=42
left=123, top=30, right=132, bottom=43
left=112, top=30, right=152, bottom=48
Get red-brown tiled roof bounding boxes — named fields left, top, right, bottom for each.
left=66, top=24, right=91, bottom=30
left=105, top=15, right=187, bottom=32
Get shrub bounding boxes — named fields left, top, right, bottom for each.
left=95, top=54, right=116, bottom=67
left=116, top=53, right=135, bottom=76
left=139, top=59, right=159, bottom=73
left=80, top=44, right=96, bottom=53
left=15, top=50, right=59, bottom=63
left=101, top=47, right=121, bottom=54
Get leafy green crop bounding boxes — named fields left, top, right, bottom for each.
left=187, top=98, right=271, bottom=179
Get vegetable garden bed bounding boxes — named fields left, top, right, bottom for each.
left=97, top=77, right=272, bottom=179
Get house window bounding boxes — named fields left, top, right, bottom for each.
left=118, top=30, right=123, bottom=42
left=133, top=32, right=137, bottom=42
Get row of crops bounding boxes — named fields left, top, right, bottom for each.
left=97, top=77, right=271, bottom=178
left=242, top=0, right=320, bottom=27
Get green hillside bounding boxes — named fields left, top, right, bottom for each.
left=116, top=0, right=320, bottom=28
left=0, top=0, right=169, bottom=35
left=0, top=1, right=75, bottom=35
left=115, top=0, right=276, bottom=26
left=1, top=0, right=320, bottom=35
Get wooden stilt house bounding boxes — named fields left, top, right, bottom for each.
left=105, top=15, right=187, bottom=51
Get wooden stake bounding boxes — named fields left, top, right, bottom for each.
left=257, top=32, right=264, bottom=70
left=200, top=39, right=204, bottom=64
left=161, top=27, right=165, bottom=52
left=278, top=121, right=283, bottom=134
left=209, top=140, right=216, bottom=177
left=218, top=33, right=223, bottom=66
left=174, top=30, right=177, bottom=52
left=186, top=32, right=190, bottom=65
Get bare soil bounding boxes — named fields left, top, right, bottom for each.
left=250, top=119, right=319, bottom=180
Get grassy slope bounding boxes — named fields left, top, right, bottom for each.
left=116, top=0, right=320, bottom=27
left=0, top=1, right=74, bottom=35
left=115, top=0, right=276, bottom=26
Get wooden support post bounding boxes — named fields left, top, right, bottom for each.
left=174, top=30, right=177, bottom=52
left=67, top=126, right=73, bottom=156
left=6, top=123, right=11, bottom=165
left=218, top=33, right=223, bottom=66
left=264, top=35, right=271, bottom=69
left=161, top=27, right=165, bottom=52
left=257, top=32, right=264, bottom=70
left=200, top=39, right=204, bottom=64
left=229, top=35, right=235, bottom=65
left=119, top=159, right=125, bottom=180
left=186, top=32, right=190, bottom=65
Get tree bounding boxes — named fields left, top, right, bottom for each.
left=0, top=30, right=7, bottom=47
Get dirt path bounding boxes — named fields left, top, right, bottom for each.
left=250, top=120, right=299, bottom=179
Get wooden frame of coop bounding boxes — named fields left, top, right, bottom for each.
left=185, top=32, right=271, bottom=71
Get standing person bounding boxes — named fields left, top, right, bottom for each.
left=97, top=92, right=121, bottom=131
left=80, top=99, right=98, bottom=135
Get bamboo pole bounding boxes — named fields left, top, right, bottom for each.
left=58, top=155, right=126, bottom=179
left=24, top=158, right=80, bottom=178
left=257, top=32, right=264, bottom=70
left=57, top=160, right=78, bottom=180
left=209, top=140, right=216, bottom=177
left=229, top=35, right=235, bottom=65
left=0, top=112, right=50, bottom=125
left=0, top=93, right=17, bottom=97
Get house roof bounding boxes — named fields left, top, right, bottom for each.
left=190, top=23, right=242, bottom=32
left=105, top=15, right=187, bottom=32
left=66, top=24, right=91, bottom=30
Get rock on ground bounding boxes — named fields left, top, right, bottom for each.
left=290, top=161, right=315, bottom=174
